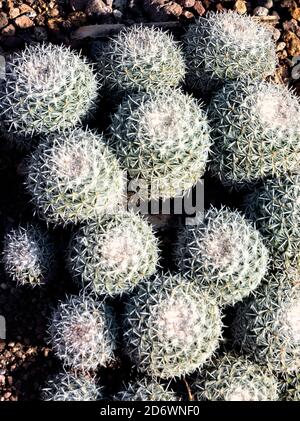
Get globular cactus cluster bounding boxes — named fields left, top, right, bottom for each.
left=42, top=372, right=103, bottom=401
left=0, top=9, right=299, bottom=402
left=109, top=89, right=211, bottom=200
left=67, top=211, right=159, bottom=296
left=175, top=206, right=268, bottom=306
left=124, top=273, right=222, bottom=379
left=193, top=354, right=279, bottom=401
left=2, top=224, right=55, bottom=287
left=183, top=11, right=276, bottom=94
left=0, top=44, right=98, bottom=143
left=115, top=379, right=178, bottom=401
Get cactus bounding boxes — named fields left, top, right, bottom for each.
left=42, top=372, right=102, bottom=401
left=25, top=128, right=124, bottom=226
left=281, top=371, right=300, bottom=401
left=114, top=379, right=178, bottom=401
left=183, top=11, right=276, bottom=94
left=232, top=260, right=300, bottom=373
left=48, top=293, right=116, bottom=371
left=244, top=175, right=300, bottom=269
left=123, top=273, right=222, bottom=379
left=0, top=43, right=98, bottom=140
left=109, top=89, right=211, bottom=200
left=193, top=354, right=278, bottom=401
left=2, top=224, right=55, bottom=287
left=97, top=25, right=185, bottom=93
left=208, top=79, right=300, bottom=188
left=175, top=206, right=268, bottom=306
left=68, top=211, right=159, bottom=296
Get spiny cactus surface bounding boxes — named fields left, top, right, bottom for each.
left=0, top=43, right=98, bottom=140
left=109, top=89, right=211, bottom=200
left=48, top=293, right=116, bottom=371
left=114, top=379, right=178, bottom=401
left=25, top=128, right=124, bottom=226
left=2, top=224, right=55, bottom=287
left=183, top=11, right=276, bottom=93
left=208, top=79, right=300, bottom=188
left=68, top=211, right=159, bottom=296
left=42, top=372, right=102, bottom=401
left=124, top=273, right=222, bottom=379
left=193, top=354, right=278, bottom=401
left=176, top=206, right=268, bottom=306
left=97, top=25, right=185, bottom=93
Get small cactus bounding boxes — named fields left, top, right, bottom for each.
left=2, top=224, right=55, bottom=287
left=208, top=79, right=300, bottom=188
left=25, top=128, right=124, bottom=226
left=109, top=89, right=211, bottom=200
left=281, top=371, right=300, bottom=401
left=68, top=211, right=159, bottom=296
left=175, top=206, right=268, bottom=306
left=114, top=379, right=178, bottom=401
left=0, top=43, right=98, bottom=141
left=123, top=273, right=223, bottom=379
left=232, top=260, right=300, bottom=373
left=183, top=11, right=276, bottom=93
left=244, top=175, right=300, bottom=268
left=42, top=372, right=102, bottom=401
left=97, top=25, right=185, bottom=93
left=48, top=293, right=116, bottom=371
left=193, top=354, right=279, bottom=401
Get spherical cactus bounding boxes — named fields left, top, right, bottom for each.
left=232, top=262, right=300, bottom=373
left=97, top=25, right=185, bottom=93
left=281, top=371, right=300, bottom=401
left=2, top=224, right=55, bottom=287
left=176, top=206, right=268, bottom=306
left=68, top=211, right=159, bottom=296
left=114, top=379, right=178, bottom=401
left=109, top=89, right=211, bottom=200
left=0, top=43, right=98, bottom=140
left=208, top=79, right=300, bottom=188
left=48, top=293, right=116, bottom=371
left=25, top=128, right=124, bottom=226
left=244, top=175, right=300, bottom=268
left=193, top=355, right=279, bottom=401
left=123, top=273, right=223, bottom=379
left=183, top=11, right=276, bottom=93
left=42, top=372, right=102, bottom=401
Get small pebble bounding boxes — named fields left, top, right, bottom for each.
left=0, top=12, right=8, bottom=30
left=15, top=16, right=34, bottom=29
left=234, top=0, right=247, bottom=14
left=253, top=6, right=269, bottom=16
left=276, top=42, right=286, bottom=52
left=257, top=0, right=273, bottom=9
left=1, top=24, right=16, bottom=36
left=182, top=10, right=194, bottom=18
left=194, top=0, right=205, bottom=15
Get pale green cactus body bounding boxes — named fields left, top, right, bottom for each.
left=0, top=43, right=99, bottom=141
left=193, top=355, right=279, bottom=401
left=68, top=211, right=159, bottom=296
left=25, top=128, right=124, bottom=226
left=124, top=273, right=222, bottom=379
left=176, top=206, right=268, bottom=306
left=48, top=294, right=116, bottom=371
left=2, top=224, right=55, bottom=287
left=109, top=89, right=211, bottom=200
left=208, top=79, right=300, bottom=188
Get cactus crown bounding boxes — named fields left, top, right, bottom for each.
left=42, top=372, right=102, bottom=401
left=193, top=355, right=278, bottom=401
left=48, top=293, right=116, bottom=371
left=25, top=128, right=124, bottom=226
left=2, top=224, right=55, bottom=287
left=176, top=206, right=268, bottom=306
left=209, top=79, right=300, bottom=187
left=124, top=273, right=222, bottom=379
left=68, top=211, right=159, bottom=296
left=0, top=43, right=99, bottom=139
left=109, top=89, right=211, bottom=200
left=115, top=379, right=178, bottom=401
left=183, top=11, right=276, bottom=92
left=98, top=25, right=185, bottom=93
